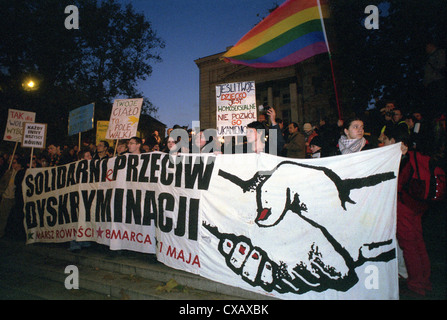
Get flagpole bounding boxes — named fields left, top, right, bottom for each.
left=317, top=0, right=342, bottom=120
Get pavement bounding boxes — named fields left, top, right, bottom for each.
left=0, top=201, right=445, bottom=301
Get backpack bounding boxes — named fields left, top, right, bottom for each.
left=407, top=151, right=446, bottom=201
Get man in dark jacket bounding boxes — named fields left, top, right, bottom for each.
left=284, top=122, right=305, bottom=158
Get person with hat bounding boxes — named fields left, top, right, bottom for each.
left=303, top=123, right=318, bottom=158
left=309, top=135, right=324, bottom=158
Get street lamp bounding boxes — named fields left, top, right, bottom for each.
left=22, top=77, right=39, bottom=91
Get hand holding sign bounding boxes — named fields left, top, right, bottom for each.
left=3, top=109, right=36, bottom=142
left=106, top=98, right=143, bottom=140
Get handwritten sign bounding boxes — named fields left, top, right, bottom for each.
left=22, top=122, right=47, bottom=149
left=68, top=103, right=94, bottom=136
left=96, top=121, right=114, bottom=147
left=3, top=109, right=36, bottom=142
left=106, top=98, right=143, bottom=140
left=216, top=81, right=256, bottom=136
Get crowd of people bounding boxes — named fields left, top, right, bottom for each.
left=0, top=99, right=446, bottom=296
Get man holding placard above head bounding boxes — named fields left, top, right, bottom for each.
left=246, top=106, right=284, bottom=155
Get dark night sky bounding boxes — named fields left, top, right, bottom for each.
left=118, top=0, right=280, bottom=131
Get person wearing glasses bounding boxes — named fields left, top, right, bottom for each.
left=93, top=140, right=110, bottom=160
left=127, top=136, right=142, bottom=155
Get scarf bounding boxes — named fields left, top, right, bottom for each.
left=338, top=135, right=366, bottom=154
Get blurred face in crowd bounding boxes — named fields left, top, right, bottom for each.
left=344, top=120, right=364, bottom=140
left=382, top=135, right=394, bottom=146
left=385, top=103, right=395, bottom=110
left=258, top=114, right=267, bottom=123
left=83, top=151, right=92, bottom=160
left=127, top=138, right=141, bottom=154
left=194, top=131, right=207, bottom=149
left=288, top=123, right=298, bottom=134
left=11, top=159, right=21, bottom=171
left=47, top=144, right=59, bottom=156
left=167, top=137, right=177, bottom=151
left=310, top=144, right=321, bottom=154
left=246, top=128, right=258, bottom=144
left=381, top=134, right=408, bottom=155
left=96, top=141, right=107, bottom=154
left=392, top=109, right=403, bottom=123
left=413, top=112, right=422, bottom=121
left=405, top=117, right=415, bottom=129
left=32, top=156, right=38, bottom=168
left=117, top=142, right=128, bottom=154
left=40, top=157, right=48, bottom=167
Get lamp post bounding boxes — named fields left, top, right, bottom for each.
left=22, top=77, right=39, bottom=91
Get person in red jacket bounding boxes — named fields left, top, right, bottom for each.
left=382, top=128, right=432, bottom=296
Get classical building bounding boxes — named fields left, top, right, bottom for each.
left=138, top=114, right=167, bottom=140
left=195, top=49, right=338, bottom=131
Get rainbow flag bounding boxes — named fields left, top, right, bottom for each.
left=222, top=0, right=330, bottom=68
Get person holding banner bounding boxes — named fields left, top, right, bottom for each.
left=190, top=129, right=222, bottom=154
left=127, top=137, right=142, bottom=154
left=69, top=149, right=94, bottom=251
left=382, top=128, right=432, bottom=297
left=93, top=141, right=110, bottom=160
left=116, top=140, right=129, bottom=155
left=47, top=142, right=62, bottom=166
left=78, top=148, right=93, bottom=161
left=338, top=118, right=373, bottom=154
left=162, top=136, right=178, bottom=155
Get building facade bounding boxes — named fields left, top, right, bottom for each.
left=195, top=49, right=338, bottom=131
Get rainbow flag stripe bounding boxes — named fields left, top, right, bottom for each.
left=222, top=0, right=329, bottom=68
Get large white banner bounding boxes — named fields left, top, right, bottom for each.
left=23, top=144, right=401, bottom=299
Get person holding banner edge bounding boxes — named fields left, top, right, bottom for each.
left=381, top=127, right=432, bottom=297
left=128, top=137, right=142, bottom=155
